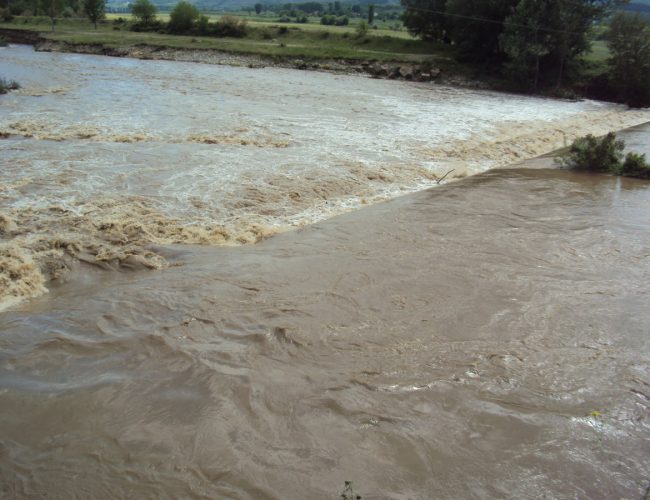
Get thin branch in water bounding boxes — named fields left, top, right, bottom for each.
left=436, top=169, right=455, bottom=184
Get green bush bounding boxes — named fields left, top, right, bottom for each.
left=197, top=14, right=209, bottom=34
left=0, top=78, right=21, bottom=94
left=130, top=0, right=157, bottom=24
left=559, top=133, right=624, bottom=173
left=212, top=15, right=247, bottom=37
left=168, top=1, right=199, bottom=33
left=0, top=7, right=13, bottom=21
left=356, top=20, right=368, bottom=37
left=9, top=0, right=27, bottom=15
left=131, top=19, right=164, bottom=32
left=321, top=14, right=347, bottom=25
left=558, top=133, right=650, bottom=179
left=620, top=152, right=650, bottom=179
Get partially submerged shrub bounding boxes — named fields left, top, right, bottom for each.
left=559, top=133, right=624, bottom=172
left=0, top=78, right=21, bottom=94
left=620, top=152, right=650, bottom=179
left=558, top=132, right=650, bottom=179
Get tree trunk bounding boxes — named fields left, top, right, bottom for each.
left=556, top=53, right=565, bottom=90
left=533, top=28, right=540, bottom=93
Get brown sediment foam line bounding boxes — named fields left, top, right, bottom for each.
left=0, top=129, right=291, bottom=147
left=0, top=243, right=48, bottom=311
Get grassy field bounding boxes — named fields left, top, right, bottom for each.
left=0, top=15, right=456, bottom=63
left=1, top=14, right=609, bottom=81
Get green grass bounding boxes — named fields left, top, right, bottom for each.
left=0, top=15, right=454, bottom=64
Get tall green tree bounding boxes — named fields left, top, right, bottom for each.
left=545, top=0, right=618, bottom=88
left=130, top=0, right=157, bottom=24
left=84, top=0, right=104, bottom=28
left=446, top=0, right=518, bottom=63
left=40, top=0, right=65, bottom=30
left=500, top=0, right=554, bottom=91
left=401, top=0, right=447, bottom=41
left=168, top=0, right=199, bottom=33
left=254, top=2, right=262, bottom=14
left=501, top=0, right=619, bottom=90
left=367, top=3, right=374, bottom=24
left=607, top=12, right=650, bottom=107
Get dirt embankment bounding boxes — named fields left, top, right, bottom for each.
left=0, top=27, right=45, bottom=44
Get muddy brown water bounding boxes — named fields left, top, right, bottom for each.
left=1, top=45, right=650, bottom=498
left=2, top=44, right=650, bottom=310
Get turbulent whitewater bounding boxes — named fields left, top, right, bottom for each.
left=1, top=44, right=649, bottom=309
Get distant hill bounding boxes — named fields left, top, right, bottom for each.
left=622, top=1, right=650, bottom=18
left=107, top=0, right=647, bottom=15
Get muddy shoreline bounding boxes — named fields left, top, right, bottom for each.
left=0, top=26, right=488, bottom=88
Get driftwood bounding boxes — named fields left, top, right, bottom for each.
left=436, top=169, right=455, bottom=184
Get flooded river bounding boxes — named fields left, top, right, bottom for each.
left=1, top=44, right=650, bottom=498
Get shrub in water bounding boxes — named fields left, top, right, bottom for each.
left=0, top=78, right=21, bottom=94
left=620, top=152, right=650, bottom=179
left=558, top=133, right=624, bottom=173
left=558, top=132, right=650, bottom=180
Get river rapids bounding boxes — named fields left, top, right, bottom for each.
left=1, top=44, right=650, bottom=498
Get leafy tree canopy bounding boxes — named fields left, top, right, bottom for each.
left=84, top=0, right=105, bottom=28
left=130, top=0, right=157, bottom=24
left=168, top=0, right=199, bottom=32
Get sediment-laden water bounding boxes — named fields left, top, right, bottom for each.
left=1, top=44, right=649, bottom=498
left=2, top=44, right=649, bottom=309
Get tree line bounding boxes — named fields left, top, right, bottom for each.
left=400, top=0, right=650, bottom=105
left=0, top=0, right=105, bottom=28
